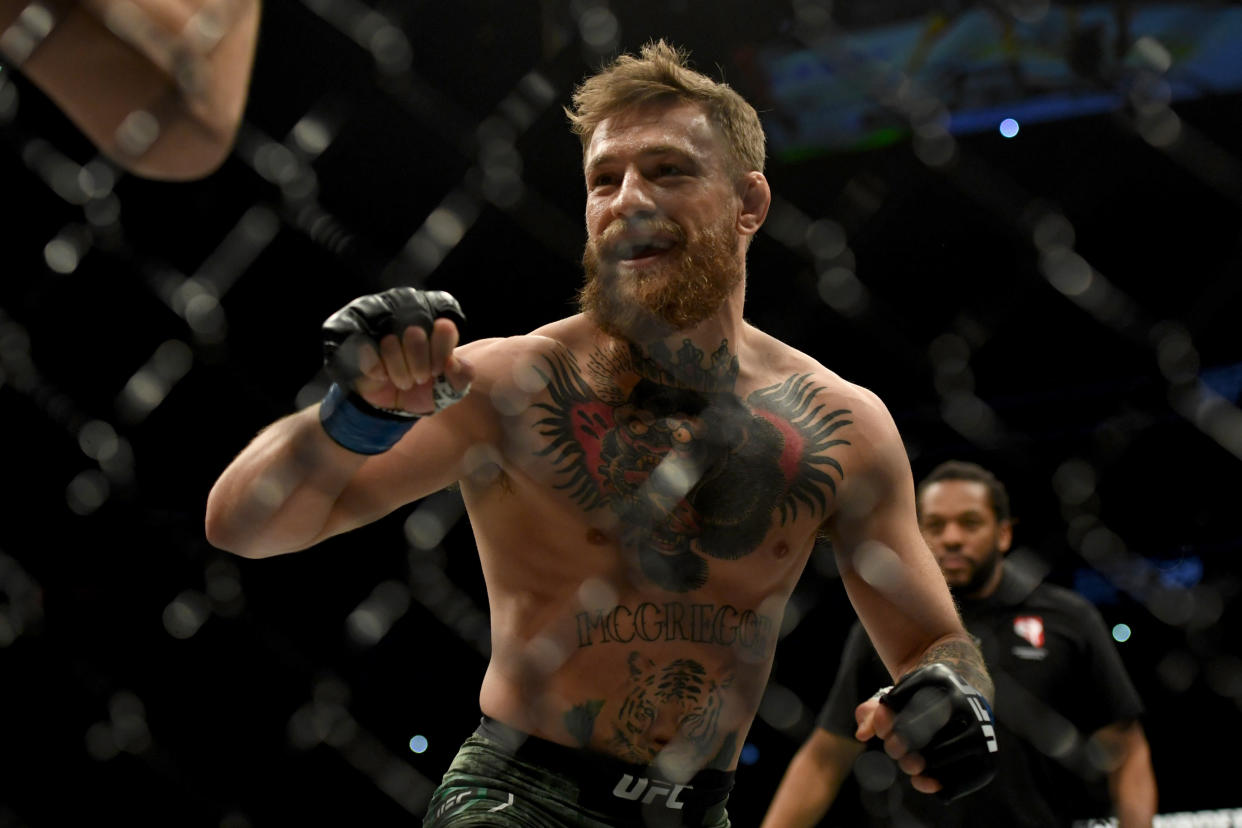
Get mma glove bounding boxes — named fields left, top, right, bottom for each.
left=878, top=662, right=999, bottom=803
left=318, top=287, right=468, bottom=454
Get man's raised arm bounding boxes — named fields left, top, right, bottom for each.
left=205, top=288, right=477, bottom=558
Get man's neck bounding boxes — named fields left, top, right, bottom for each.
left=626, top=291, right=748, bottom=388
left=960, top=562, right=1007, bottom=603
left=625, top=337, right=740, bottom=393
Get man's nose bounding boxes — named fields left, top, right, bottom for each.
left=938, top=524, right=965, bottom=546
left=611, top=169, right=657, bottom=219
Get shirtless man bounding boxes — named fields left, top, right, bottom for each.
left=205, top=40, right=997, bottom=827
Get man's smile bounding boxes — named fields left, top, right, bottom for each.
left=600, top=220, right=683, bottom=263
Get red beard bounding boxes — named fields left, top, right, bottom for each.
left=579, top=215, right=743, bottom=342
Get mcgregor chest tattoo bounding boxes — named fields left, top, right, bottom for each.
left=531, top=339, right=853, bottom=592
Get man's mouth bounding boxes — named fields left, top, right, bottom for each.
left=599, top=219, right=683, bottom=263
left=614, top=236, right=677, bottom=262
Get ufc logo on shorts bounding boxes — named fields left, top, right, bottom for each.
left=967, top=696, right=999, bottom=753
left=612, top=774, right=692, bottom=809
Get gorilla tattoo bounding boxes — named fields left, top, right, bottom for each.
left=533, top=340, right=852, bottom=592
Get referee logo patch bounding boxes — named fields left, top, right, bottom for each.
left=1014, top=615, right=1045, bottom=649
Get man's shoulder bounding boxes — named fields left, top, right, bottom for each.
left=742, top=328, right=888, bottom=410
left=1023, top=579, right=1106, bottom=624
left=526, top=314, right=593, bottom=341
left=457, top=318, right=612, bottom=406
left=1027, top=579, right=1092, bottom=608
left=461, top=318, right=585, bottom=365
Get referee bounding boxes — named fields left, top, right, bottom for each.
left=762, top=460, right=1158, bottom=827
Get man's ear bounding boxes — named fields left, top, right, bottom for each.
left=998, top=519, right=1014, bottom=554
left=736, top=171, right=771, bottom=238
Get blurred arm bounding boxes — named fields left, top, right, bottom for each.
left=761, top=728, right=865, bottom=828
left=1095, top=720, right=1157, bottom=828
left=0, top=0, right=259, bottom=180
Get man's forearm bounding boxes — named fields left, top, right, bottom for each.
left=761, top=733, right=860, bottom=828
left=913, top=634, right=994, bottom=702
left=1111, top=726, right=1157, bottom=828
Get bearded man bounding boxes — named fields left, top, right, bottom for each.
left=206, top=41, right=999, bottom=827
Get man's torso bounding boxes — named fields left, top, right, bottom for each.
left=456, top=320, right=860, bottom=773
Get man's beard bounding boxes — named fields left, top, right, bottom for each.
left=947, top=546, right=1003, bottom=601
left=578, top=215, right=743, bottom=343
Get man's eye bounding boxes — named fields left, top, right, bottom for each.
left=658, top=164, right=683, bottom=176
left=591, top=174, right=616, bottom=188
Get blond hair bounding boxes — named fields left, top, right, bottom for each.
left=566, top=39, right=766, bottom=179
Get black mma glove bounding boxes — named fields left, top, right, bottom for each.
left=322, top=287, right=466, bottom=388
left=878, top=662, right=998, bottom=803
left=317, top=287, right=468, bottom=454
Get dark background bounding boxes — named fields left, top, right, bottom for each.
left=2, top=1, right=1240, bottom=825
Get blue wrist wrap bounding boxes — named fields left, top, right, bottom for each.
left=318, top=383, right=417, bottom=455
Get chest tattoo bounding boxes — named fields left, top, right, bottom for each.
left=532, top=339, right=852, bottom=592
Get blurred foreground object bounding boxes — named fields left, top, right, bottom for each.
left=0, top=0, right=259, bottom=180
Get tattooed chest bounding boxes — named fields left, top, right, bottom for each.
left=529, top=341, right=852, bottom=593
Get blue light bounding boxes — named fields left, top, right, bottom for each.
left=999, top=118, right=1020, bottom=138
left=1074, top=569, right=1120, bottom=606
left=1112, top=624, right=1132, bottom=643
left=740, top=743, right=760, bottom=766
left=1201, top=362, right=1242, bottom=402
left=1156, top=556, right=1204, bottom=589
left=409, top=735, right=429, bottom=754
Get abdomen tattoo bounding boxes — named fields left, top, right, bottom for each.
left=565, top=652, right=738, bottom=769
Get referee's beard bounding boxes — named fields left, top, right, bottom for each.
left=947, top=544, right=1004, bottom=601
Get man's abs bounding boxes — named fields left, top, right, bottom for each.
left=478, top=628, right=776, bottom=775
